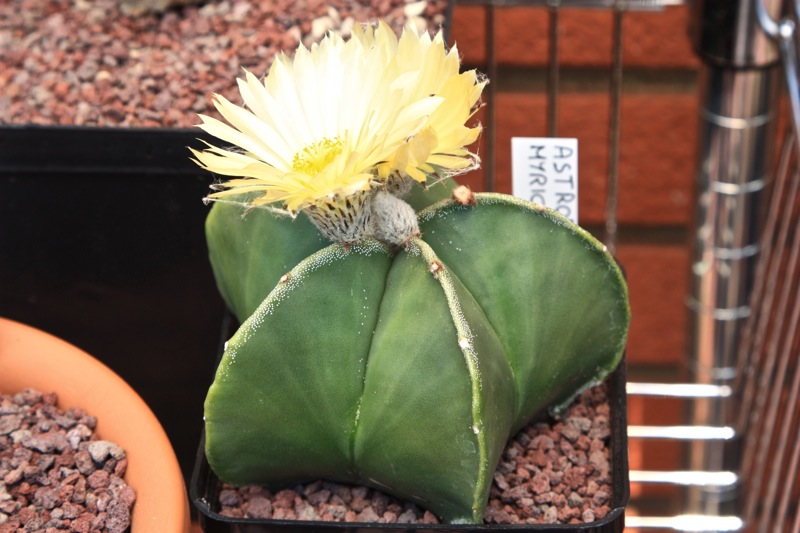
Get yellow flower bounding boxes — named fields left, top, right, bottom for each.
left=191, top=21, right=484, bottom=243
left=378, top=30, right=485, bottom=183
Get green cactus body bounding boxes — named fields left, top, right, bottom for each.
left=203, top=190, right=629, bottom=524
left=417, top=194, right=629, bottom=429
left=205, top=181, right=456, bottom=320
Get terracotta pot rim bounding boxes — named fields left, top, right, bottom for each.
left=0, top=316, right=190, bottom=533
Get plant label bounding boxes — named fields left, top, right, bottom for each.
left=511, top=138, right=579, bottom=225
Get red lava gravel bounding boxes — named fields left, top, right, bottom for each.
left=0, top=389, right=136, bottom=533
left=216, top=384, right=615, bottom=526
left=0, top=0, right=448, bottom=127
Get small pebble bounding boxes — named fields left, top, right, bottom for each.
left=530, top=475, right=550, bottom=495
left=218, top=489, right=241, bottom=507
left=568, top=491, right=584, bottom=508
left=88, top=440, right=126, bottom=463
left=356, top=506, right=380, bottom=522
left=592, top=489, right=610, bottom=506
left=245, top=496, right=273, bottom=519
left=0, top=416, right=22, bottom=436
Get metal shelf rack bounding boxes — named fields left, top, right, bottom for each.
left=457, top=0, right=800, bottom=530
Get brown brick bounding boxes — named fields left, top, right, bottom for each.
left=450, top=5, right=488, bottom=65
left=615, top=243, right=689, bottom=366
left=460, top=91, right=697, bottom=226
left=624, top=7, right=700, bottom=69
left=555, top=8, right=615, bottom=67
left=559, top=6, right=699, bottom=68
left=450, top=5, right=700, bottom=69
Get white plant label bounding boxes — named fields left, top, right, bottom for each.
left=511, top=137, right=579, bottom=225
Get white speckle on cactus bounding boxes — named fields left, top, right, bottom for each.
left=472, top=425, right=480, bottom=435
left=458, top=337, right=472, bottom=351
left=226, top=240, right=392, bottom=371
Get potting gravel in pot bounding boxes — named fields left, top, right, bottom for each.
left=0, top=318, right=190, bottom=533
left=187, top=20, right=630, bottom=532
left=0, top=389, right=136, bottom=533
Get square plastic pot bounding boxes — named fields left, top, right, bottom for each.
left=190, top=316, right=629, bottom=533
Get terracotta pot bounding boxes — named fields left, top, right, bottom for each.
left=0, top=317, right=190, bottom=533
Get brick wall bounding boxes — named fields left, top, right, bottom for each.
left=447, top=3, right=703, bottom=514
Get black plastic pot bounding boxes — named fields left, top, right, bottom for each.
left=190, top=315, right=630, bottom=533
left=0, top=125, right=226, bottom=486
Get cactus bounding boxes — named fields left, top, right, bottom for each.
left=203, top=187, right=629, bottom=524
left=193, top=20, right=629, bottom=524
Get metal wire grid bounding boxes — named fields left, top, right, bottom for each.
left=458, top=0, right=800, bottom=530
left=459, top=0, right=644, bottom=253
left=733, top=4, right=800, bottom=531
left=736, top=127, right=800, bottom=533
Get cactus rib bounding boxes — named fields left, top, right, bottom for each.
left=410, top=237, right=511, bottom=522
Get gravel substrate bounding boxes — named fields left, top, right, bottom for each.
left=1, top=0, right=448, bottom=127
left=215, top=384, right=614, bottom=526
left=0, top=389, right=136, bottom=533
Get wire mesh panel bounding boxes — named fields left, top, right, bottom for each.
left=454, top=0, right=799, bottom=530
left=733, top=3, right=800, bottom=531
left=736, top=126, right=800, bottom=533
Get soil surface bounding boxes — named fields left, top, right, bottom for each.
left=215, top=384, right=615, bottom=526
left=1, top=0, right=448, bottom=127
left=0, top=389, right=136, bottom=533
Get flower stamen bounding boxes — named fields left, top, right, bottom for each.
left=292, top=137, right=344, bottom=175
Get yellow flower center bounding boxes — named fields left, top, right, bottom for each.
left=292, top=137, right=344, bottom=175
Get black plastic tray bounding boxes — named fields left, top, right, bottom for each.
left=190, top=316, right=629, bottom=533
left=0, top=125, right=213, bottom=176
left=0, top=125, right=227, bottom=486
